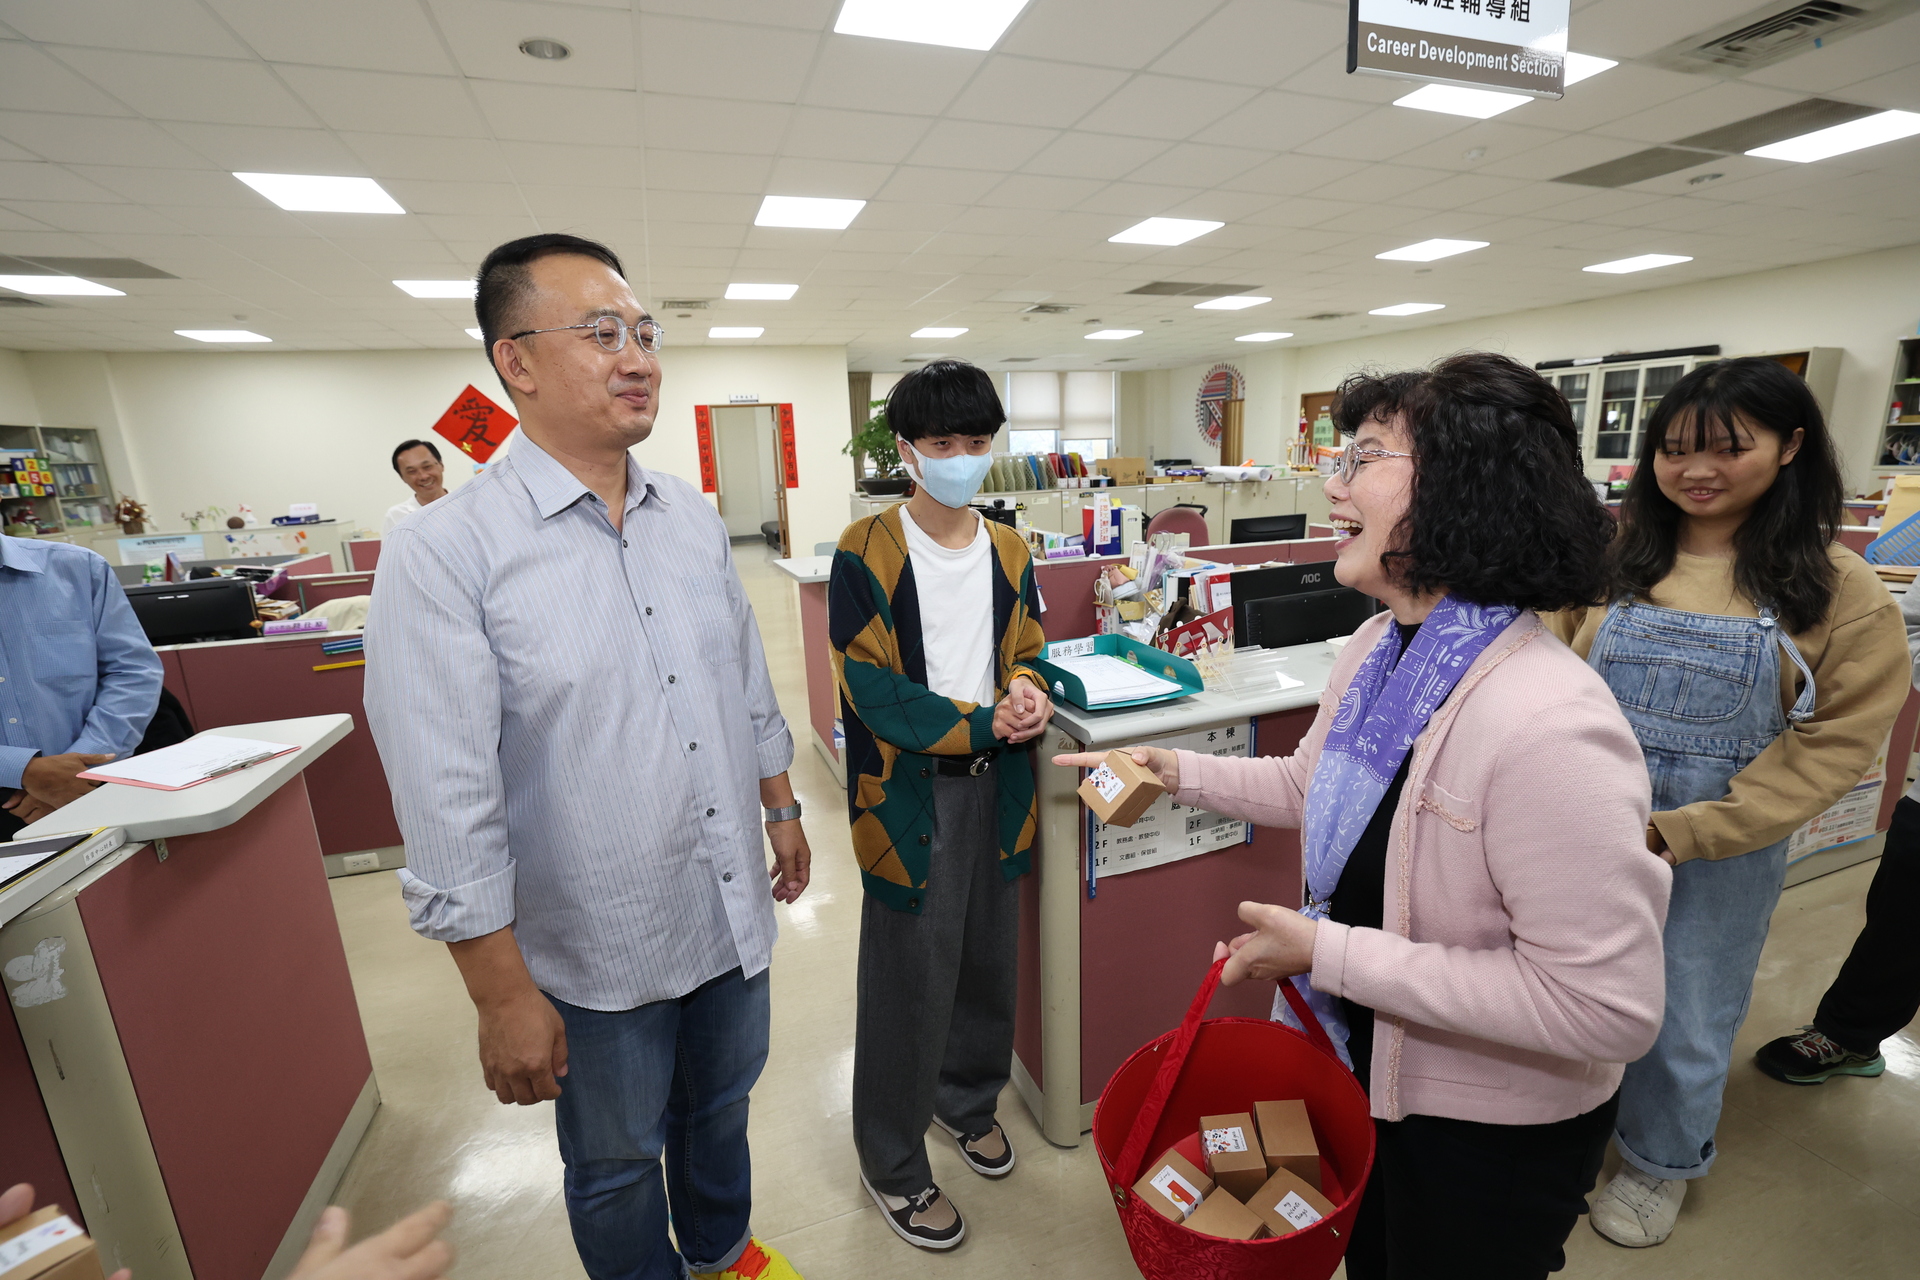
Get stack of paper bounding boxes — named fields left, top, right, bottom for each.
left=1049, top=653, right=1185, bottom=707
left=77, top=734, right=299, bottom=791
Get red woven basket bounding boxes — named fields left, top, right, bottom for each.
left=1094, top=959, right=1376, bottom=1280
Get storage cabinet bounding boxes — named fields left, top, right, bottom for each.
left=0, top=424, right=117, bottom=538
left=1876, top=337, right=1920, bottom=469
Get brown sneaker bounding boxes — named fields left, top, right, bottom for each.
left=932, top=1116, right=1015, bottom=1178
left=861, top=1173, right=965, bottom=1250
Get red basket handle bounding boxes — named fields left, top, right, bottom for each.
left=1114, top=965, right=1350, bottom=1189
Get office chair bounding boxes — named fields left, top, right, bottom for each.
left=1144, top=503, right=1209, bottom=544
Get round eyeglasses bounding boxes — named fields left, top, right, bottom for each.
left=508, top=315, right=665, bottom=354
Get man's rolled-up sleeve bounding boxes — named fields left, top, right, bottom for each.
left=363, top=529, right=515, bottom=942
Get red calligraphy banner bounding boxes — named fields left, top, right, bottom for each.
left=431, top=385, right=518, bottom=463
left=777, top=403, right=799, bottom=488
left=694, top=405, right=717, bottom=493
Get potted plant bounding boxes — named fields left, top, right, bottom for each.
left=844, top=400, right=912, bottom=496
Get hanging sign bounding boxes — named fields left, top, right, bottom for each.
left=777, top=403, right=799, bottom=488
left=694, top=405, right=718, bottom=494
left=431, top=385, right=518, bottom=463
left=1348, top=0, right=1570, bottom=98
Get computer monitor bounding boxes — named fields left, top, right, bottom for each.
left=1229, top=513, right=1307, bottom=544
left=124, top=578, right=259, bottom=646
left=1224, top=559, right=1379, bottom=649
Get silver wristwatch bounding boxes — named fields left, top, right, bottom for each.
left=763, top=803, right=803, bottom=823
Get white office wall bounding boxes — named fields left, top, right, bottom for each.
left=1149, top=242, right=1920, bottom=488
left=6, top=342, right=856, bottom=556
left=0, top=349, right=40, bottom=424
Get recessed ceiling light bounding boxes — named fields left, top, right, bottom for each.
left=833, top=0, right=1033, bottom=51
left=1393, top=84, right=1529, bottom=119
left=709, top=326, right=764, bottom=339
left=0, top=275, right=124, bottom=296
left=234, top=172, right=405, bottom=214
left=394, top=279, right=475, bottom=299
left=755, top=195, right=865, bottom=229
left=176, top=329, right=270, bottom=343
left=465, top=328, right=484, bottom=340
left=1563, top=53, right=1617, bottom=86
left=1235, top=332, right=1293, bottom=342
left=518, top=37, right=570, bottom=60
left=1746, top=109, right=1920, bottom=162
left=1368, top=303, right=1446, bottom=316
left=1376, top=238, right=1489, bottom=262
left=1193, top=295, right=1271, bottom=311
left=1084, top=329, right=1142, bottom=340
left=912, top=326, right=969, bottom=338
left=726, top=283, right=798, bottom=301
left=1109, top=217, right=1225, bottom=246
left=1583, top=254, right=1693, bottom=274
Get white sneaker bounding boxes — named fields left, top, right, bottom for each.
left=1590, top=1165, right=1686, bottom=1247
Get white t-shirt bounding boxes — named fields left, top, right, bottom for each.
left=383, top=495, right=421, bottom=534
left=899, top=507, right=996, bottom=706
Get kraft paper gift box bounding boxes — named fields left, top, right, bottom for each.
left=1132, top=1146, right=1213, bottom=1223
left=1182, top=1188, right=1269, bottom=1240
left=1248, top=1167, right=1338, bottom=1239
left=1200, top=1112, right=1268, bottom=1201
left=1254, top=1098, right=1322, bottom=1190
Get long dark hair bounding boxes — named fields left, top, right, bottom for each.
left=1610, top=357, right=1842, bottom=633
left=1332, top=352, right=1613, bottom=612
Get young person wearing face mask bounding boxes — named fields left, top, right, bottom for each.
left=1544, top=357, right=1908, bottom=1249
left=828, top=359, right=1053, bottom=1250
left=1058, top=353, right=1672, bottom=1279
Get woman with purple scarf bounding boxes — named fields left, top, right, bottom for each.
left=1059, top=353, right=1672, bottom=1279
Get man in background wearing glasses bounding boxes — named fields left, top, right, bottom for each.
left=364, top=233, right=811, bottom=1280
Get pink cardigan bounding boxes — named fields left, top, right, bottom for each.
left=1175, top=611, right=1671, bottom=1125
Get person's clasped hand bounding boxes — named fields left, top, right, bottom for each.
left=1050, top=744, right=1181, bottom=792
left=1212, top=900, right=1319, bottom=985
left=993, top=675, right=1054, bottom=744
left=3, top=751, right=114, bottom=824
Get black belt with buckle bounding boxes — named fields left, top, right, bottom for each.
left=935, top=749, right=999, bottom=778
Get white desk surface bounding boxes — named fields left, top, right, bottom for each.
left=18, top=714, right=353, bottom=844
left=772, top=554, right=833, bottom=585
left=1050, top=641, right=1338, bottom=748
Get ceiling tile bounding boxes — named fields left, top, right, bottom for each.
left=781, top=107, right=930, bottom=164
left=945, top=56, right=1130, bottom=129
left=338, top=133, right=515, bottom=183
left=0, top=111, right=215, bottom=169
left=1222, top=153, right=1368, bottom=197
left=206, top=0, right=457, bottom=73
left=2, top=0, right=252, bottom=57
left=798, top=34, right=982, bottom=116
left=1074, top=75, right=1260, bottom=141
left=1592, top=81, right=1809, bottom=147
left=1128, top=143, right=1271, bottom=189
left=0, top=40, right=135, bottom=115
left=642, top=94, right=789, bottom=155
left=763, top=156, right=897, bottom=200
left=641, top=150, right=773, bottom=194
left=1295, top=106, right=1477, bottom=163
left=49, top=48, right=320, bottom=127
left=1191, top=90, right=1372, bottom=151
left=637, top=13, right=818, bottom=103
left=496, top=139, right=642, bottom=187
left=276, top=67, right=489, bottom=138
left=1569, top=0, right=1787, bottom=60
left=158, top=122, right=368, bottom=174
left=980, top=173, right=1109, bottom=210
left=429, top=0, right=633, bottom=88
left=1150, top=1, right=1341, bottom=88
left=0, top=160, right=128, bottom=203
left=872, top=166, right=1004, bottom=205
left=471, top=82, right=640, bottom=148
left=1022, top=132, right=1170, bottom=180
left=908, top=121, right=1057, bottom=172
left=637, top=0, right=837, bottom=27
left=998, top=0, right=1214, bottom=71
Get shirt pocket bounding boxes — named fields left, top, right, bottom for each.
left=33, top=624, right=96, bottom=690
left=677, top=571, right=741, bottom=665
left=1598, top=620, right=1761, bottom=725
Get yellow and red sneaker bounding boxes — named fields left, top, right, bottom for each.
left=690, top=1237, right=802, bottom=1280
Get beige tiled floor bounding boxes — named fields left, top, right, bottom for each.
left=327, top=546, right=1920, bottom=1278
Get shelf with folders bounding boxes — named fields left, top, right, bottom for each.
left=0, top=423, right=117, bottom=537
left=983, top=452, right=1097, bottom=493
left=1876, top=337, right=1920, bottom=469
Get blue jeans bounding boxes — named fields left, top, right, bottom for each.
left=548, top=967, right=770, bottom=1280
left=1614, top=840, right=1787, bottom=1179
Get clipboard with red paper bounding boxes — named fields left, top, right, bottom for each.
left=76, top=734, right=301, bottom=791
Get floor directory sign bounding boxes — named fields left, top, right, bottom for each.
left=1348, top=0, right=1570, bottom=98
left=1088, top=721, right=1254, bottom=882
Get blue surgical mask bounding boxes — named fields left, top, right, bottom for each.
left=900, top=438, right=994, bottom=509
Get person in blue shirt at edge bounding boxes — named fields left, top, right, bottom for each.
left=829, top=359, right=1053, bottom=1251
left=0, top=533, right=162, bottom=838
left=363, top=233, right=810, bottom=1280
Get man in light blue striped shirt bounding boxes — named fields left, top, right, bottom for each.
left=365, top=234, right=812, bottom=1280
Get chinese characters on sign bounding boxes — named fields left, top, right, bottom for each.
left=777, top=403, right=800, bottom=488
left=430, top=385, right=518, bottom=463
left=1348, top=0, right=1570, bottom=97
left=694, top=405, right=719, bottom=493
left=1089, top=721, right=1254, bottom=881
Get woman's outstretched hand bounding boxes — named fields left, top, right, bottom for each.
left=1213, top=901, right=1318, bottom=984
left=1050, top=744, right=1180, bottom=792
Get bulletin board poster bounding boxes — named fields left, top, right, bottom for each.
left=1089, top=721, right=1253, bottom=880
left=1789, top=742, right=1886, bottom=862
left=1348, top=0, right=1570, bottom=98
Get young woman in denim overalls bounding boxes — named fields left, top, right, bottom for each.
left=1551, top=358, right=1908, bottom=1248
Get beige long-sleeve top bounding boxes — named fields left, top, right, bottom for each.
left=1546, top=545, right=1908, bottom=864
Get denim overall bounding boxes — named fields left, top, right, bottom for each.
left=1587, top=599, right=1816, bottom=1181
